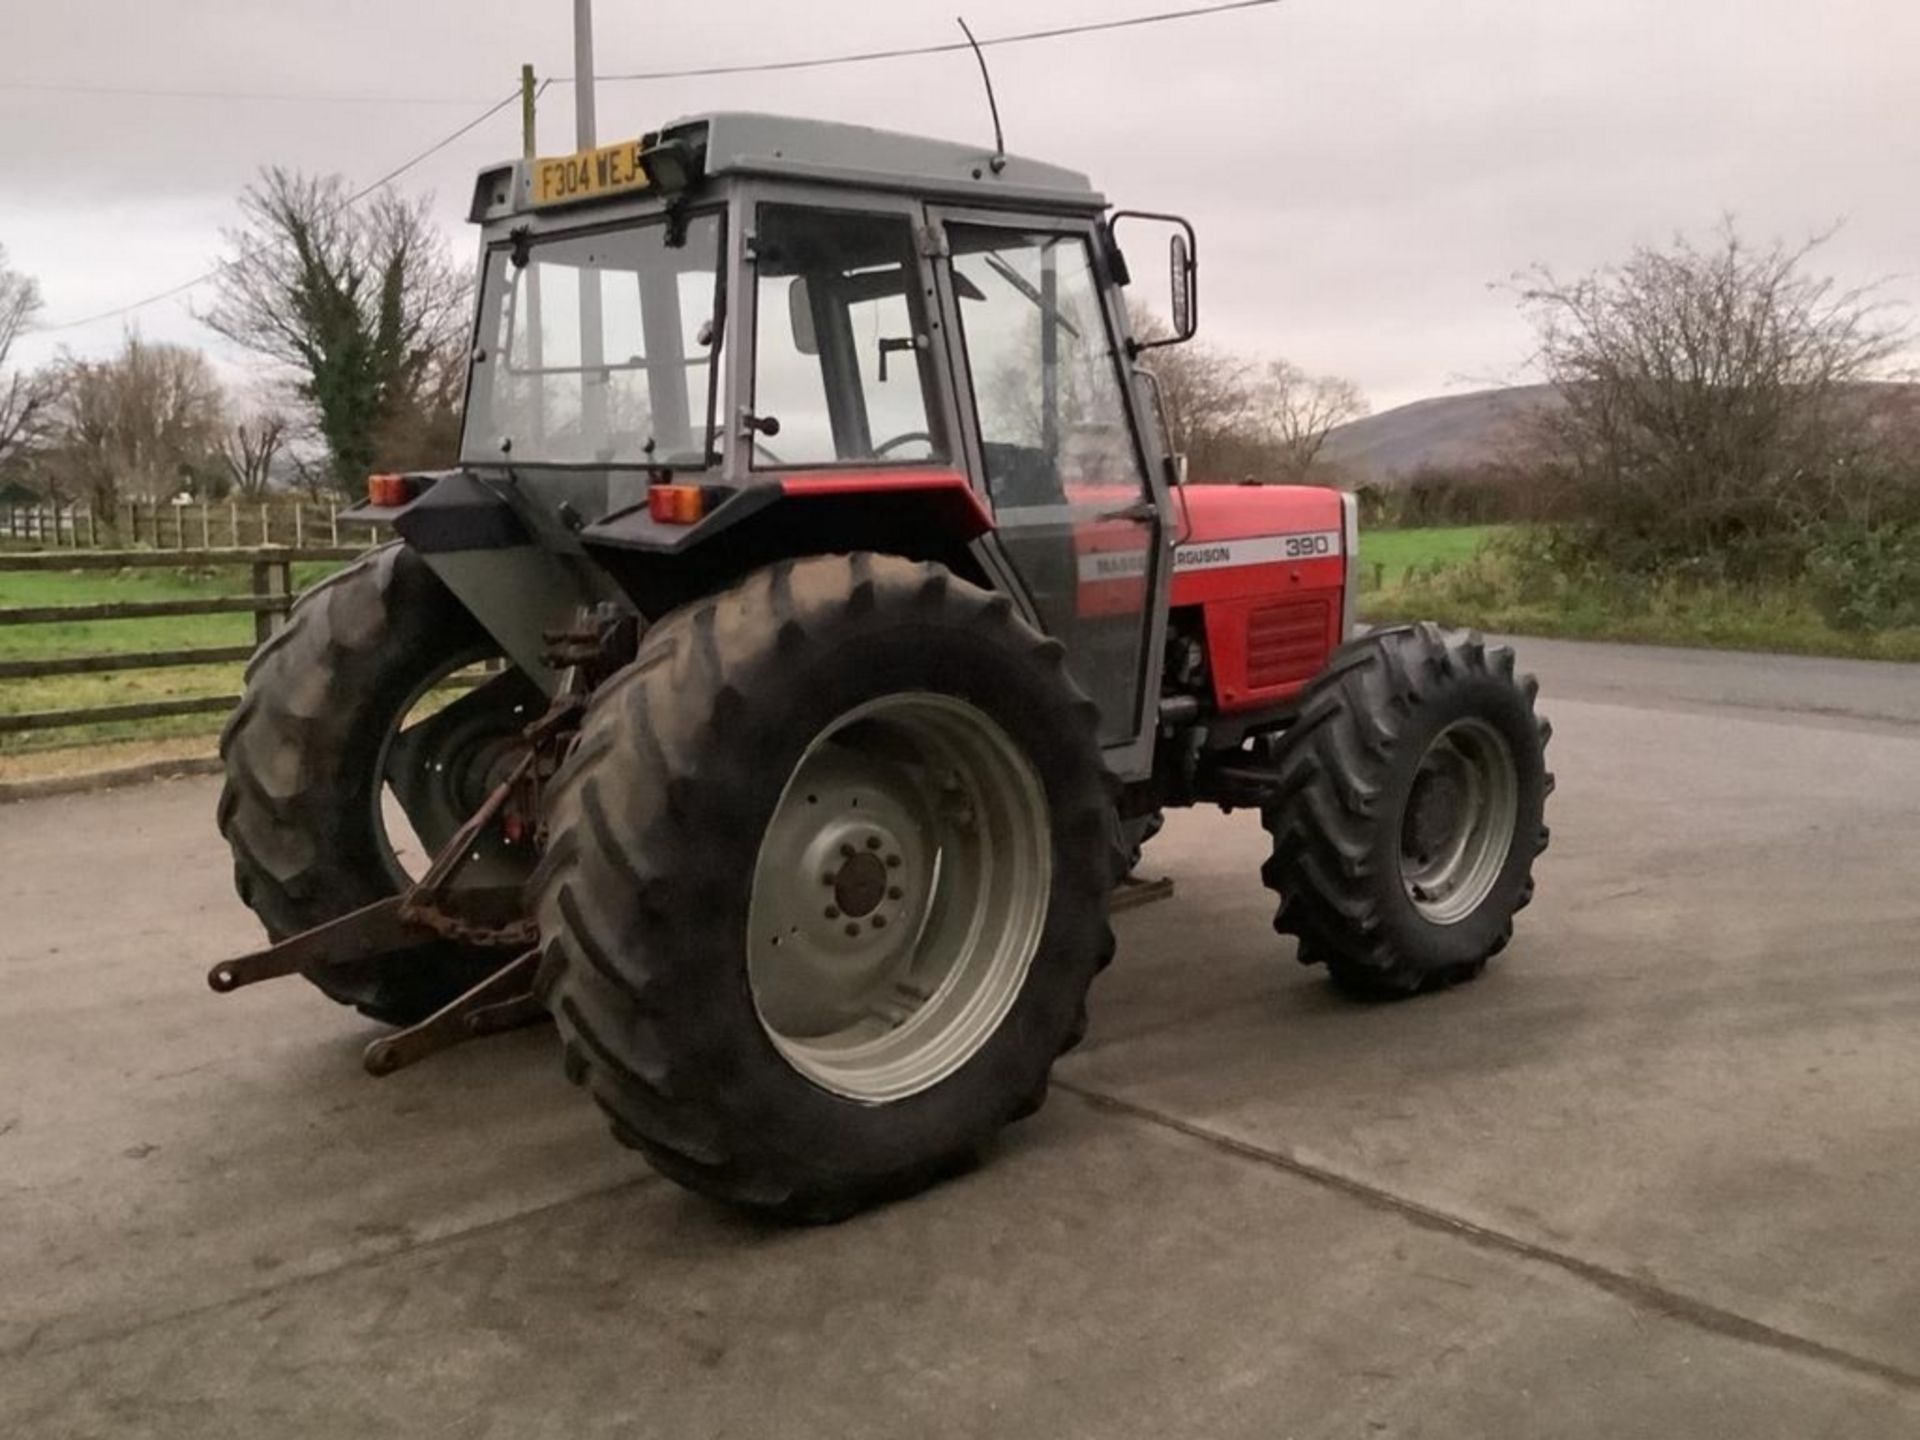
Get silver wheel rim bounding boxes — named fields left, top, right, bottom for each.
left=747, top=692, right=1051, bottom=1103
left=1398, top=717, right=1518, bottom=925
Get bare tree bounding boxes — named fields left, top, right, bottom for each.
left=1129, top=303, right=1256, bottom=477
left=1131, top=304, right=1367, bottom=483
left=204, top=169, right=469, bottom=494
left=220, top=411, right=289, bottom=499
left=0, top=245, right=59, bottom=477
left=45, top=336, right=227, bottom=514
left=1515, top=223, right=1911, bottom=571
left=1249, top=361, right=1369, bottom=479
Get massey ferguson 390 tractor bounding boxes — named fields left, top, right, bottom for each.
left=212, top=113, right=1552, bottom=1219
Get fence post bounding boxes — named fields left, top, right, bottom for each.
left=228, top=499, right=238, bottom=549
left=259, top=502, right=269, bottom=547
left=200, top=501, right=210, bottom=549
left=294, top=504, right=305, bottom=549
left=251, top=558, right=274, bottom=644
left=329, top=503, right=339, bottom=546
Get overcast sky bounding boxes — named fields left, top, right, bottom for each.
left=5, top=0, right=1917, bottom=412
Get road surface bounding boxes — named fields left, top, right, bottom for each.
left=2, top=636, right=1917, bottom=1438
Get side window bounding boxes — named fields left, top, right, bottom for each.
left=751, top=206, right=944, bottom=467
left=948, top=230, right=1145, bottom=512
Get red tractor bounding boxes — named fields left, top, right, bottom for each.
left=213, top=114, right=1551, bottom=1219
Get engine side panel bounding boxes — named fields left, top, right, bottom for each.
left=1171, top=484, right=1349, bottom=713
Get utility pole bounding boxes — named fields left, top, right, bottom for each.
left=573, top=0, right=597, bottom=148
left=520, top=63, right=538, bottom=157
left=572, top=0, right=607, bottom=444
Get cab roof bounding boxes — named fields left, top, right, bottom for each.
left=471, top=111, right=1107, bottom=224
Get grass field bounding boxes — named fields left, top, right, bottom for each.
left=1357, top=525, right=1504, bottom=590
left=0, top=560, right=348, bottom=769
left=1360, top=526, right=1920, bottom=663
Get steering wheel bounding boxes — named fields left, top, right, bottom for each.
left=871, top=431, right=936, bottom=460
left=698, top=425, right=786, bottom=467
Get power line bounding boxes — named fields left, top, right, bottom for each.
left=31, top=0, right=1283, bottom=330
left=39, top=89, right=524, bottom=333
left=0, top=78, right=491, bottom=106
left=593, top=0, right=1283, bottom=83
left=4, top=0, right=1281, bottom=106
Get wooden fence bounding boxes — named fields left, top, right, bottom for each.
left=0, top=545, right=366, bottom=738
left=1, top=500, right=353, bottom=552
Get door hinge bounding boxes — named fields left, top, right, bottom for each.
left=917, top=224, right=950, bottom=259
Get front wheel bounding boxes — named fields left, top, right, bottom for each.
left=1260, top=623, right=1552, bottom=999
left=533, top=553, right=1117, bottom=1219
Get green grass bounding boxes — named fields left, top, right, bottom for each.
left=1360, top=535, right=1920, bottom=663
left=1356, top=525, right=1505, bottom=591
left=0, top=561, right=347, bottom=760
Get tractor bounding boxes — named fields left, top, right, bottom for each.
left=212, top=113, right=1552, bottom=1219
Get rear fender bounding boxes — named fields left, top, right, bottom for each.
left=385, top=471, right=611, bottom=693
left=580, top=471, right=994, bottom=616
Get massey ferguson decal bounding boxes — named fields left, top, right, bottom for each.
left=1173, top=531, right=1343, bottom=570
left=1078, top=530, right=1345, bottom=584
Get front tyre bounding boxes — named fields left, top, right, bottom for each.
left=533, top=554, right=1116, bottom=1220
left=1260, top=623, right=1552, bottom=999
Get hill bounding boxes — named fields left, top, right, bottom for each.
left=1323, top=381, right=1920, bottom=488
left=1320, top=385, right=1556, bottom=486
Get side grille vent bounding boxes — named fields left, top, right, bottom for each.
left=1245, top=600, right=1331, bottom=689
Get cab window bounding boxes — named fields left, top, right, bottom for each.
left=750, top=206, right=943, bottom=467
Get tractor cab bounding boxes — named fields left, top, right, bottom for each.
left=450, top=112, right=1193, bottom=764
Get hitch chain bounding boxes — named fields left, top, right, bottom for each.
left=209, top=603, right=640, bottom=995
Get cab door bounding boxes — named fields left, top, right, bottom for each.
left=928, top=210, right=1170, bottom=774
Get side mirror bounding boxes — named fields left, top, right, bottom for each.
left=1169, top=232, right=1195, bottom=341
left=787, top=277, right=818, bottom=356
left=1110, top=210, right=1198, bottom=351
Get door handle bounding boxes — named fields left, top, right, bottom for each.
left=1096, top=500, right=1158, bottom=523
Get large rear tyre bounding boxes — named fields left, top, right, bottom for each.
left=533, top=553, right=1116, bottom=1220
left=1260, top=623, right=1552, bottom=1000
left=217, top=545, right=541, bottom=1026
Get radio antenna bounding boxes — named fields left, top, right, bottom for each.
left=956, top=17, right=1007, bottom=174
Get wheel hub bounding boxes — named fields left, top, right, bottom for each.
left=747, top=693, right=1051, bottom=1103
left=1397, top=717, right=1520, bottom=925
left=831, top=849, right=891, bottom=919
left=1404, top=767, right=1467, bottom=863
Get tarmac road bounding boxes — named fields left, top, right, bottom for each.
left=2, top=635, right=1918, bottom=1439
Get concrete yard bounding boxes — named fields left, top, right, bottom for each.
left=2, top=636, right=1918, bottom=1438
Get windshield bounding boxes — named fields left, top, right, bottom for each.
left=462, top=211, right=725, bottom=467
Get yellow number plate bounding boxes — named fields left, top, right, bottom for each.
left=531, top=139, right=651, bottom=207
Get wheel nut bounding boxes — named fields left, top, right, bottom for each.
left=844, top=923, right=861, bottom=938
left=886, top=855, right=901, bottom=870
left=825, top=906, right=840, bottom=919
left=823, top=873, right=837, bottom=886
left=840, top=843, right=856, bottom=859
left=887, top=886, right=904, bottom=901
left=865, top=836, right=882, bottom=850
left=871, top=915, right=888, bottom=930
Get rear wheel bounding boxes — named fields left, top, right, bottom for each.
left=1259, top=623, right=1552, bottom=999
left=217, top=545, right=542, bottom=1025
left=533, top=553, right=1116, bottom=1219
